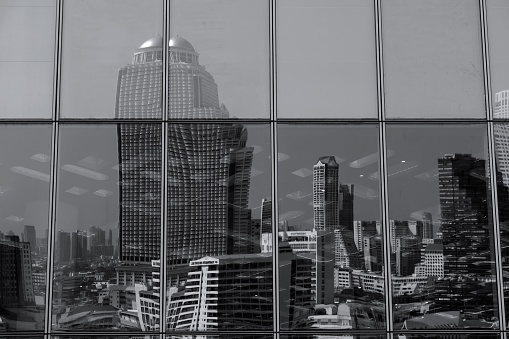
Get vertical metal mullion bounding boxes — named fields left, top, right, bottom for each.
left=159, top=0, right=170, bottom=335
left=270, top=0, right=279, bottom=335
left=480, top=0, right=507, bottom=332
left=375, top=0, right=394, bottom=332
left=44, top=0, right=63, bottom=334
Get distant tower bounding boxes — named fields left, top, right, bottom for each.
left=23, top=225, right=36, bottom=252
left=313, top=156, right=339, bottom=231
left=438, top=154, right=489, bottom=275
left=339, top=184, right=354, bottom=230
left=421, top=212, right=433, bottom=239
left=116, top=36, right=254, bottom=266
left=260, top=198, right=272, bottom=253
left=57, top=231, right=71, bottom=263
left=494, top=90, right=509, bottom=187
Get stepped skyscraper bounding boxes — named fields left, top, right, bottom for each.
left=116, top=36, right=254, bottom=266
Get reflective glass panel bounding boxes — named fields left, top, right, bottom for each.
left=53, top=124, right=162, bottom=331
left=166, top=336, right=272, bottom=339
left=382, top=0, right=485, bottom=119
left=0, top=0, right=55, bottom=119
left=277, top=124, right=383, bottom=330
left=165, top=123, right=272, bottom=330
left=394, top=335, right=499, bottom=339
left=52, top=337, right=154, bottom=339
left=488, top=1, right=509, bottom=120
left=493, top=122, right=509, bottom=328
left=0, top=125, right=51, bottom=331
left=169, top=0, right=270, bottom=119
left=386, top=124, right=499, bottom=330
left=277, top=0, right=377, bottom=119
left=281, top=336, right=384, bottom=339
left=60, top=0, right=163, bottom=119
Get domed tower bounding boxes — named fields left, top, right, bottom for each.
left=115, top=35, right=227, bottom=119
left=117, top=37, right=254, bottom=269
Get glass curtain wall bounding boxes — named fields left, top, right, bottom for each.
left=1, top=0, right=509, bottom=338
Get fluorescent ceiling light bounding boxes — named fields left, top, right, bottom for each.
left=62, top=164, right=108, bottom=180
left=11, top=166, right=50, bottom=182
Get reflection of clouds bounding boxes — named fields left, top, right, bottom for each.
left=279, top=210, right=304, bottom=222
left=11, top=166, right=50, bottom=182
left=349, top=150, right=394, bottom=168
left=369, top=161, right=419, bottom=180
left=353, top=184, right=378, bottom=200
left=292, top=167, right=313, bottom=178
left=286, top=190, right=311, bottom=200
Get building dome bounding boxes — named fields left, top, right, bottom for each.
left=139, top=36, right=163, bottom=49
left=169, top=36, right=195, bottom=52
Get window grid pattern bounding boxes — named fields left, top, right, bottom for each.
left=0, top=0, right=508, bottom=338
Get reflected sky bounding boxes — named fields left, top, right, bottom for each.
left=386, top=124, right=488, bottom=232
left=0, top=125, right=52, bottom=237
left=278, top=124, right=380, bottom=228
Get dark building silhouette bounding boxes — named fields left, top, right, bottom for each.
left=422, top=212, right=433, bottom=239
left=71, top=230, right=88, bottom=261
left=339, top=184, right=354, bottom=230
left=23, top=225, right=36, bottom=252
left=0, top=236, right=35, bottom=306
left=438, top=154, right=490, bottom=276
left=436, top=154, right=495, bottom=313
left=57, top=231, right=71, bottom=263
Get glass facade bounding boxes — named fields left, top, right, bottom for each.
left=3, top=0, right=509, bottom=338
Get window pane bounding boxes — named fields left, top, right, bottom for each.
left=382, top=1, right=485, bottom=119
left=281, top=336, right=384, bottom=339
left=277, top=0, right=377, bottom=119
left=53, top=124, right=162, bottom=331
left=488, top=1, right=509, bottom=120
left=165, top=123, right=272, bottom=330
left=0, top=0, right=55, bottom=118
left=386, top=124, right=499, bottom=330
left=170, top=0, right=270, bottom=119
left=277, top=124, right=384, bottom=330
left=0, top=125, right=51, bottom=331
left=493, top=122, right=509, bottom=328
left=60, top=0, right=163, bottom=119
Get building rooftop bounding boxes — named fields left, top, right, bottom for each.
left=138, top=35, right=195, bottom=52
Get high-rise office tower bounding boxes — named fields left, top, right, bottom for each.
left=57, top=231, right=71, bottom=263
left=71, top=230, right=88, bottom=261
left=260, top=197, right=272, bottom=253
left=395, top=236, right=421, bottom=276
left=313, top=156, right=339, bottom=231
left=438, top=154, right=490, bottom=275
left=363, top=235, right=384, bottom=272
left=353, top=220, right=378, bottom=251
left=23, top=225, right=36, bottom=252
left=339, top=184, right=354, bottom=230
left=421, top=212, right=433, bottom=239
left=116, top=36, right=254, bottom=266
left=494, top=90, right=509, bottom=187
